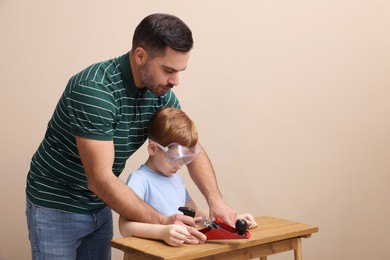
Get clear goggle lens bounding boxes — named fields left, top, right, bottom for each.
left=152, top=140, right=200, bottom=168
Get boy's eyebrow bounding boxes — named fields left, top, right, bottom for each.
left=163, top=65, right=187, bottom=72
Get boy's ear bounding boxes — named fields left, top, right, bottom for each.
left=147, top=142, right=157, bottom=155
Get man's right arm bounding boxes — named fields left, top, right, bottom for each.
left=76, top=136, right=166, bottom=223
left=75, top=136, right=205, bottom=243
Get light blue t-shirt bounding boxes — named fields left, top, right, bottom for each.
left=126, top=164, right=191, bottom=216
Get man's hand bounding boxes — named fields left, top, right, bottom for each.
left=161, top=214, right=206, bottom=243
left=209, top=200, right=237, bottom=227
left=186, top=145, right=237, bottom=227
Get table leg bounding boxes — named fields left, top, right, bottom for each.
left=294, top=238, right=302, bottom=260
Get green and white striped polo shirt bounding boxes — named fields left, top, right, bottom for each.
left=26, top=52, right=180, bottom=214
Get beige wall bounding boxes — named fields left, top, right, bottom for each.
left=1, top=0, right=390, bottom=259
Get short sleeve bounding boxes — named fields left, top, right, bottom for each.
left=65, top=80, right=117, bottom=140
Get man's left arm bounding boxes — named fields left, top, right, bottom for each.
left=186, top=143, right=237, bottom=226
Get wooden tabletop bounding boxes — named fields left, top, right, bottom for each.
left=111, top=216, right=318, bottom=260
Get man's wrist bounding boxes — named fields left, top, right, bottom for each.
left=206, top=193, right=224, bottom=207
left=158, top=214, right=169, bottom=225
left=142, top=208, right=166, bottom=224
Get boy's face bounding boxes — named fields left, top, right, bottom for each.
left=149, top=142, right=184, bottom=176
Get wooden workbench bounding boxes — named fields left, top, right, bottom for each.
left=111, top=216, right=318, bottom=260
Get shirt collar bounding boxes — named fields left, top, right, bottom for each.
left=118, top=52, right=147, bottom=96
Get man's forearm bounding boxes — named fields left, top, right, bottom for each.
left=186, top=144, right=223, bottom=205
left=76, top=136, right=165, bottom=224
left=90, top=172, right=164, bottom=224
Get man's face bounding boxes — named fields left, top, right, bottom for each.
left=140, top=48, right=190, bottom=96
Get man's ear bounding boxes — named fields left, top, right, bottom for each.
left=134, top=47, right=148, bottom=65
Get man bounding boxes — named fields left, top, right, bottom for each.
left=26, top=13, right=236, bottom=259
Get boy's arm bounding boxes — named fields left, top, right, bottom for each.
left=118, top=216, right=202, bottom=247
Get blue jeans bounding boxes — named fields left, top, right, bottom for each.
left=26, top=199, right=113, bottom=260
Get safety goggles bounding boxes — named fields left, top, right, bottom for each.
left=151, top=140, right=201, bottom=168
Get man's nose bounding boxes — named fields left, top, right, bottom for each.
left=168, top=72, right=179, bottom=86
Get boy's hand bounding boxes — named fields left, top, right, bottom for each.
left=237, top=213, right=258, bottom=229
left=161, top=224, right=199, bottom=247
left=183, top=225, right=206, bottom=244
left=161, top=214, right=207, bottom=242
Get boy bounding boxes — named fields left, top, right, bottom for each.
left=119, top=108, right=257, bottom=246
